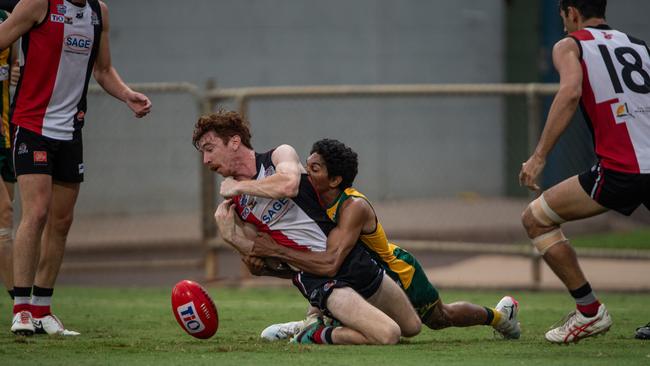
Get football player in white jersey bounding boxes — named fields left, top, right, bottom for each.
left=194, top=110, right=421, bottom=345
left=0, top=0, right=152, bottom=337
left=519, top=0, right=650, bottom=343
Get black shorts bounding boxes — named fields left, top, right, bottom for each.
left=0, top=147, right=16, bottom=183
left=292, top=243, right=384, bottom=314
left=579, top=163, right=650, bottom=216
left=13, top=126, right=84, bottom=183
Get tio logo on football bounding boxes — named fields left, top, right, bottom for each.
left=176, top=301, right=206, bottom=333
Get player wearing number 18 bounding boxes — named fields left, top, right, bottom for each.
left=519, top=0, right=650, bottom=344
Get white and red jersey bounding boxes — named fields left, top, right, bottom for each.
left=11, top=0, right=102, bottom=140
left=233, top=149, right=334, bottom=253
left=570, top=25, right=650, bottom=174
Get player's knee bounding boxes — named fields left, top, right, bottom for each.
left=401, top=315, right=421, bottom=337
left=24, top=207, right=49, bottom=228
left=50, top=212, right=75, bottom=235
left=0, top=227, right=11, bottom=245
left=523, top=195, right=564, bottom=237
left=372, top=322, right=401, bottom=345
left=0, top=200, right=12, bottom=226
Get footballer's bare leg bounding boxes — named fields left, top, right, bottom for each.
left=11, top=174, right=52, bottom=335
left=326, top=287, right=401, bottom=345
left=13, top=174, right=52, bottom=289
left=426, top=300, right=489, bottom=329
left=31, top=181, right=81, bottom=336
left=522, top=175, right=611, bottom=343
left=35, top=181, right=80, bottom=288
left=367, top=273, right=421, bottom=337
left=0, top=181, right=14, bottom=294
left=521, top=176, right=607, bottom=290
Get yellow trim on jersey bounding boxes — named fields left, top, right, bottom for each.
left=327, top=187, right=416, bottom=289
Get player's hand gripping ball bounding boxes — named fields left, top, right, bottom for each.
left=172, top=280, right=219, bottom=339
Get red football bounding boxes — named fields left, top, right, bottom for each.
left=171, top=280, right=219, bottom=339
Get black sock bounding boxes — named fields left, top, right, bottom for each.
left=484, top=307, right=495, bottom=325
left=13, top=286, right=31, bottom=298
left=32, top=285, right=54, bottom=297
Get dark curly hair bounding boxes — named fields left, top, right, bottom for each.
left=192, top=109, right=252, bottom=150
left=310, top=138, right=358, bottom=190
left=559, top=0, right=606, bottom=19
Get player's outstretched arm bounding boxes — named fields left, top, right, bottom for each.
left=520, top=37, right=582, bottom=191
left=0, top=0, right=45, bottom=50
left=220, top=145, right=302, bottom=199
left=251, top=198, right=367, bottom=277
left=214, top=200, right=295, bottom=278
left=92, top=1, right=151, bottom=118
left=214, top=199, right=255, bottom=255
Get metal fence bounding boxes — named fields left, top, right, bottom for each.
left=85, top=82, right=648, bottom=289
left=200, top=83, right=560, bottom=284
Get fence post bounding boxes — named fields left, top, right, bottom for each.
left=202, top=78, right=219, bottom=281
left=526, top=83, right=543, bottom=291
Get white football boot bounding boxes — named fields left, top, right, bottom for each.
left=545, top=304, right=612, bottom=344
left=33, top=314, right=80, bottom=336
left=493, top=296, right=521, bottom=339
left=260, top=320, right=305, bottom=341
left=11, top=310, right=35, bottom=336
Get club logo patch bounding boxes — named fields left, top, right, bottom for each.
left=33, top=151, right=47, bottom=164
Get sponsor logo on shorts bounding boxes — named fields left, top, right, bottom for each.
left=78, top=163, right=84, bottom=174
left=176, top=301, right=205, bottom=334
left=323, top=280, right=337, bottom=292
left=17, top=143, right=28, bottom=155
left=76, top=111, right=85, bottom=122
left=50, top=14, right=65, bottom=23
left=56, top=4, right=67, bottom=14
left=33, top=151, right=47, bottom=164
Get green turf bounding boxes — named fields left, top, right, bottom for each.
left=569, top=229, right=650, bottom=251
left=0, top=287, right=648, bottom=365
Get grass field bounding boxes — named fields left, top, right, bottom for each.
left=0, top=287, right=648, bottom=365
left=570, top=229, right=650, bottom=250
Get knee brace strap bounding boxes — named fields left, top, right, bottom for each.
left=0, top=228, right=11, bottom=247
left=530, top=194, right=566, bottom=227
left=532, top=228, right=566, bottom=254
left=0, top=227, right=11, bottom=238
